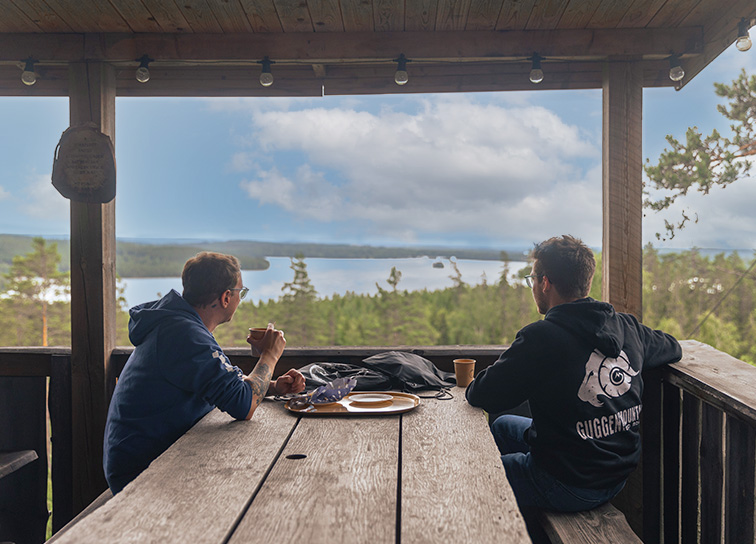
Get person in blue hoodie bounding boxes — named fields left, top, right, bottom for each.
left=103, top=251, right=305, bottom=494
left=466, top=235, right=681, bottom=519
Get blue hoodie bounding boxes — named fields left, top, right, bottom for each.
left=103, top=289, right=253, bottom=494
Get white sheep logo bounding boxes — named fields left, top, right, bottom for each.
left=577, top=350, right=638, bottom=407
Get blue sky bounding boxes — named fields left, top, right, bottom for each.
left=0, top=42, right=754, bottom=251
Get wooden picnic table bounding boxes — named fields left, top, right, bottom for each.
left=52, top=388, right=530, bottom=543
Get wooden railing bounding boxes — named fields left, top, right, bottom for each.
left=1, top=341, right=755, bottom=543
left=641, top=340, right=756, bottom=544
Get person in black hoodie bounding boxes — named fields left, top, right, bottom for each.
left=466, top=235, right=681, bottom=519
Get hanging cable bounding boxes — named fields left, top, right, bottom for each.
left=686, top=256, right=756, bottom=338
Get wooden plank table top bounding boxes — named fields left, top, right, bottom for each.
left=53, top=388, right=530, bottom=543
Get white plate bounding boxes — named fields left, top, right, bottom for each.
left=348, top=393, right=394, bottom=405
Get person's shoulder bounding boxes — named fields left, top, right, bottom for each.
left=514, top=319, right=563, bottom=347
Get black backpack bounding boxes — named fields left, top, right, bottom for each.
left=298, top=351, right=455, bottom=399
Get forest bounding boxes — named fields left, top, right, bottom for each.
left=0, top=234, right=512, bottom=280
left=1, top=237, right=754, bottom=366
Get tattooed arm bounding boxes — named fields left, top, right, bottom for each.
left=243, top=326, right=287, bottom=420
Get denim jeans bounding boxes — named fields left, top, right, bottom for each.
left=491, top=414, right=625, bottom=513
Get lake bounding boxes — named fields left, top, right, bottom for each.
left=120, top=257, right=529, bottom=307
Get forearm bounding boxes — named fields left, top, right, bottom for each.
left=243, top=352, right=278, bottom=419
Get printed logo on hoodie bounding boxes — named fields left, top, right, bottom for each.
left=575, top=349, right=642, bottom=440
left=213, top=350, right=244, bottom=380
left=577, top=349, right=638, bottom=407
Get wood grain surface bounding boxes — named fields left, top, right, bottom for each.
left=401, top=389, right=530, bottom=543
left=52, top=402, right=297, bottom=543
left=52, top=392, right=531, bottom=542
left=0, top=449, right=37, bottom=479
left=541, top=502, right=642, bottom=544
left=667, top=340, right=756, bottom=424
left=230, top=415, right=399, bottom=543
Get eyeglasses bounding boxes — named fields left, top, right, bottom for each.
left=229, top=286, right=249, bottom=300
left=524, top=274, right=545, bottom=288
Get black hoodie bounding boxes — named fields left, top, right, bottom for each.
left=466, top=297, right=681, bottom=489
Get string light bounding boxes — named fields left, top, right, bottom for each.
left=258, top=57, right=274, bottom=87
left=21, top=57, right=37, bottom=86
left=135, top=55, right=153, bottom=83
left=736, top=18, right=752, bottom=52
left=668, top=54, right=684, bottom=82
left=529, top=53, right=544, bottom=84
left=394, top=54, right=408, bottom=85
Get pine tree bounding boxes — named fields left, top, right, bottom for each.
left=281, top=254, right=317, bottom=302
left=2, top=237, right=69, bottom=346
left=645, top=69, right=755, bottom=240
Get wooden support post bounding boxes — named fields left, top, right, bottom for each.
left=68, top=61, right=116, bottom=513
left=602, top=59, right=643, bottom=319
left=602, top=58, right=644, bottom=537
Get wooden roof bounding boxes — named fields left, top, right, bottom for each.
left=0, top=0, right=754, bottom=97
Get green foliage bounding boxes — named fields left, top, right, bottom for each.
left=0, top=234, right=530, bottom=280
left=0, top=239, right=132, bottom=347
left=116, top=242, right=269, bottom=277
left=3, top=243, right=756, bottom=370
left=642, top=247, right=756, bottom=364
left=644, top=69, right=756, bottom=240
left=2, top=238, right=69, bottom=346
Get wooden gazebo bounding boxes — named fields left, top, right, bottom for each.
left=1, top=1, right=756, bottom=542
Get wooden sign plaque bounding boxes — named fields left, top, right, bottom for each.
left=52, top=124, right=116, bottom=203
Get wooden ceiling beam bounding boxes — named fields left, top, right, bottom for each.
left=0, top=27, right=703, bottom=64
left=0, top=60, right=675, bottom=97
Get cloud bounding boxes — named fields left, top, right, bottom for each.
left=22, top=174, right=68, bottom=222
left=0, top=186, right=9, bottom=200
left=643, top=174, right=756, bottom=249
left=228, top=152, right=255, bottom=172
left=236, top=96, right=600, bottom=245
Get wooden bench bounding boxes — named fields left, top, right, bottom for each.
left=540, top=502, right=642, bottom=544
left=0, top=449, right=38, bottom=479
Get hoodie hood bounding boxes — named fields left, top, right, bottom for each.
left=544, top=297, right=624, bottom=358
left=128, top=289, right=203, bottom=346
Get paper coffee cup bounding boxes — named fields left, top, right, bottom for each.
left=453, top=358, right=476, bottom=387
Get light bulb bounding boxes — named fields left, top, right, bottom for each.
left=737, top=19, right=753, bottom=52
left=260, top=71, right=274, bottom=87
left=394, top=54, right=408, bottom=85
left=259, top=57, right=274, bottom=87
left=736, top=34, right=752, bottom=52
left=528, top=53, right=544, bottom=84
left=135, top=55, right=153, bottom=84
left=136, top=65, right=150, bottom=83
left=668, top=55, right=684, bottom=82
left=21, top=69, right=36, bottom=86
left=669, top=65, right=684, bottom=82
left=21, top=58, right=36, bottom=86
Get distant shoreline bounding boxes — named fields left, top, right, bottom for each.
left=0, top=233, right=751, bottom=279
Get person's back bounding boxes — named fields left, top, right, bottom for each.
left=104, top=289, right=251, bottom=493
left=467, top=297, right=679, bottom=489
left=465, top=235, right=681, bottom=525
left=103, top=252, right=303, bottom=494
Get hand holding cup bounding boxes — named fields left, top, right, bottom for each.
left=247, top=323, right=285, bottom=359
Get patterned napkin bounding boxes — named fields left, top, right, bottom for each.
left=289, top=377, right=357, bottom=409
